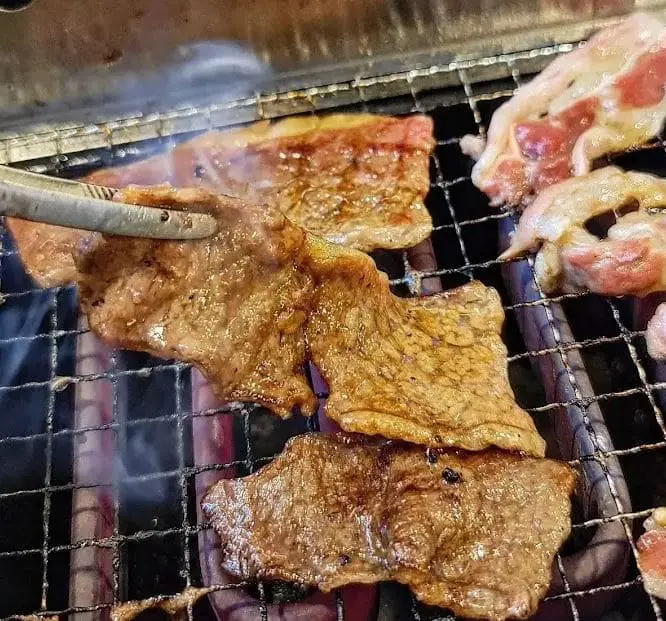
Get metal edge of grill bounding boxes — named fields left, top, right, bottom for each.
left=0, top=37, right=665, bottom=621
left=0, top=41, right=585, bottom=167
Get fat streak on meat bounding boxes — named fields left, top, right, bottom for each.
left=461, top=13, right=666, bottom=206
left=499, top=166, right=666, bottom=359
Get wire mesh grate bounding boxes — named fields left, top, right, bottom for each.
left=0, top=42, right=665, bottom=621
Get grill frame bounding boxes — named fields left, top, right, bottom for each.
left=0, top=41, right=665, bottom=621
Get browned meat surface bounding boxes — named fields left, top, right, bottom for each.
left=202, top=433, right=576, bottom=621
left=7, top=114, right=434, bottom=286
left=85, top=113, right=434, bottom=252
left=75, top=186, right=315, bottom=418
left=307, top=239, right=543, bottom=454
left=73, top=186, right=544, bottom=454
left=461, top=13, right=666, bottom=206
left=4, top=218, right=84, bottom=288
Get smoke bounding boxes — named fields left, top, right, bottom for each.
left=113, top=351, right=187, bottom=512
left=0, top=239, right=78, bottom=486
left=1, top=41, right=271, bottom=131
left=0, top=44, right=272, bottom=618
left=68, top=325, right=190, bottom=612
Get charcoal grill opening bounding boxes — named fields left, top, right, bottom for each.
left=0, top=37, right=665, bottom=621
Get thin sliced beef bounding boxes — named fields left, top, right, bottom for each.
left=72, top=186, right=544, bottom=454
left=638, top=508, right=666, bottom=600
left=202, top=433, right=576, bottom=621
left=500, top=166, right=666, bottom=296
left=499, top=166, right=666, bottom=360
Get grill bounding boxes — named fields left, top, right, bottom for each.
left=1, top=37, right=666, bottom=621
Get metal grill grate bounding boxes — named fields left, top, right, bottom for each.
left=1, top=42, right=666, bottom=621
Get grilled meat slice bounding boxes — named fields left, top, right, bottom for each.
left=637, top=507, right=666, bottom=600
left=646, top=303, right=666, bottom=360
left=85, top=113, right=434, bottom=251
left=75, top=186, right=316, bottom=418
left=6, top=114, right=433, bottom=286
left=5, top=218, right=83, bottom=288
left=461, top=13, right=666, bottom=206
left=499, top=167, right=666, bottom=297
left=307, top=240, right=543, bottom=454
left=202, top=433, right=576, bottom=621
left=73, top=186, right=544, bottom=454
left=499, top=166, right=666, bottom=360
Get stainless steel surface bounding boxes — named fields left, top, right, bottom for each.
left=0, top=166, right=218, bottom=239
left=0, top=42, right=579, bottom=165
left=500, top=217, right=631, bottom=621
left=1, top=1, right=666, bottom=132
left=9, top=2, right=666, bottom=166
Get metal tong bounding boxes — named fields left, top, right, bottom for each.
left=0, top=165, right=218, bottom=239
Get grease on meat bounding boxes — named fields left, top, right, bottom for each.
left=461, top=13, right=666, bottom=206
left=6, top=115, right=433, bottom=286
left=85, top=113, right=435, bottom=252
left=637, top=507, right=666, bottom=600
left=72, top=186, right=544, bottom=455
left=74, top=186, right=316, bottom=418
left=202, top=433, right=576, bottom=621
left=500, top=167, right=666, bottom=296
left=307, top=238, right=543, bottom=453
left=5, top=219, right=85, bottom=288
left=6, top=114, right=434, bottom=285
